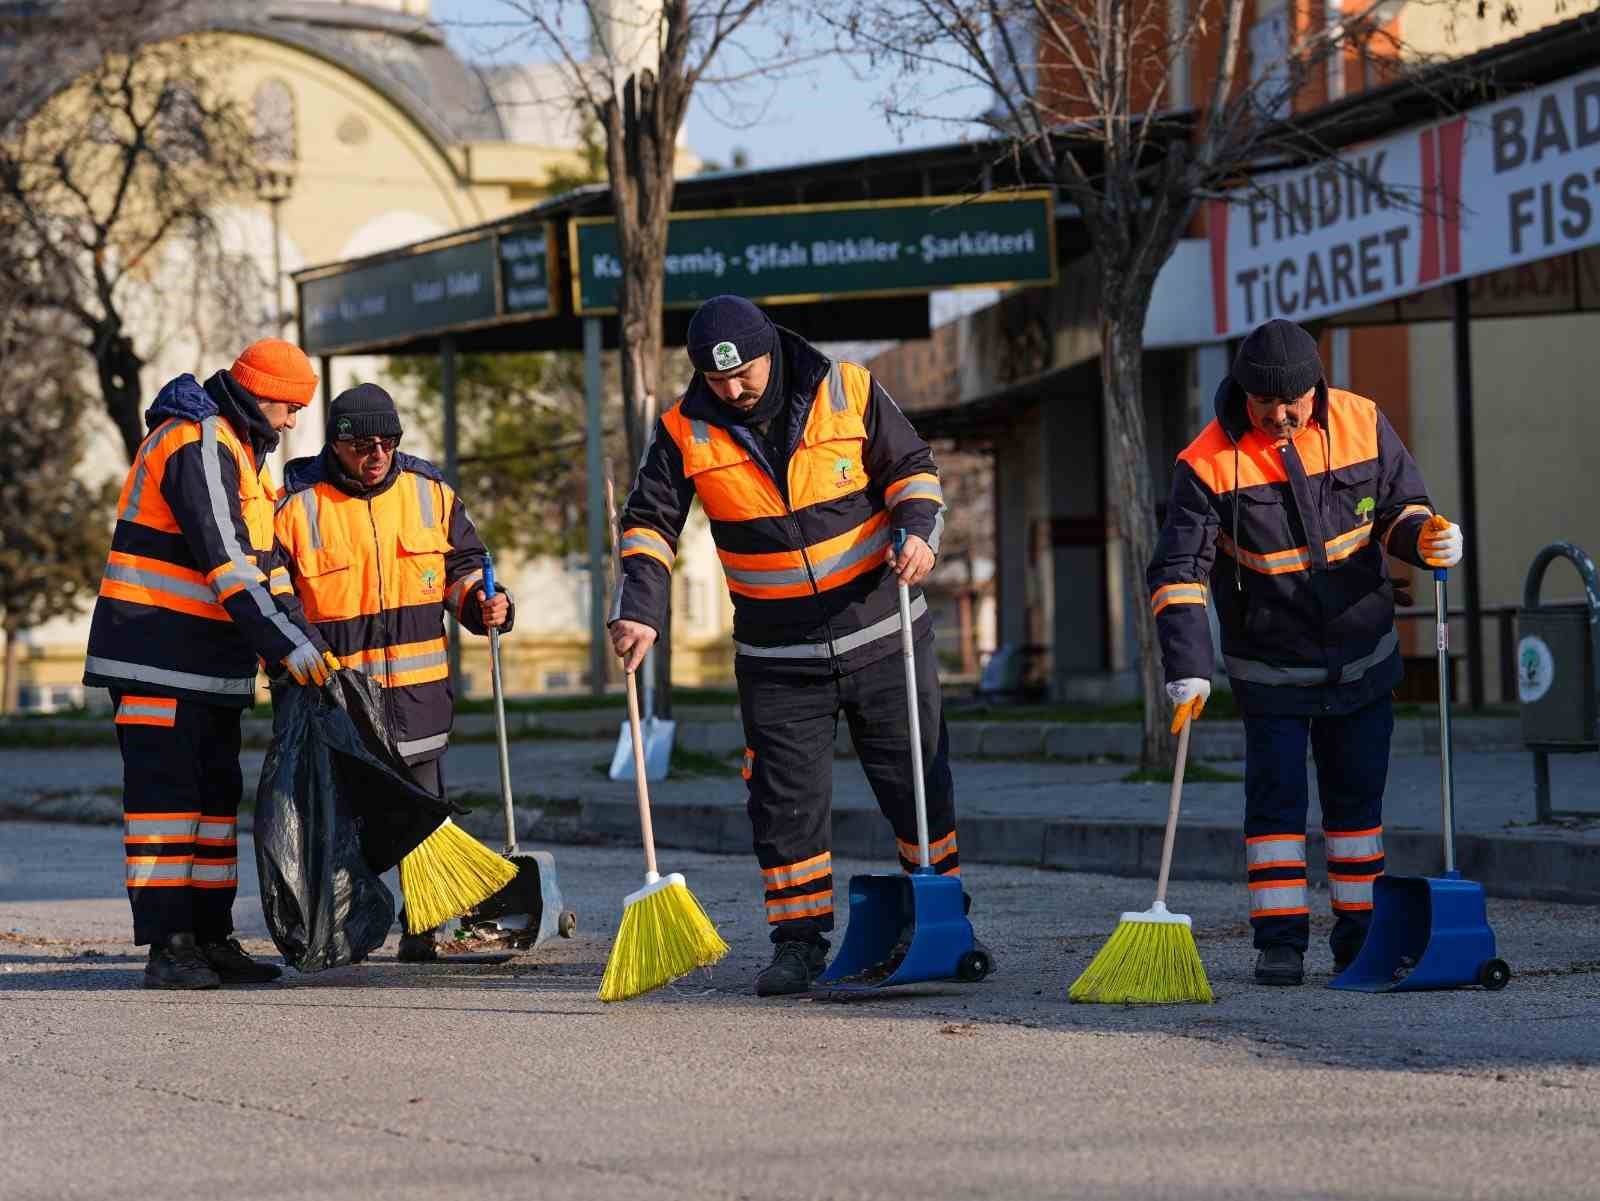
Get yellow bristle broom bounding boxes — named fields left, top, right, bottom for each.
left=398, top=818, right=518, bottom=934
left=597, top=473, right=728, bottom=1002
left=1069, top=715, right=1214, bottom=1004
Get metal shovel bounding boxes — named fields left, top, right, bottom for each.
left=1330, top=567, right=1510, bottom=992
left=459, top=553, right=576, bottom=949
left=816, top=530, right=991, bottom=990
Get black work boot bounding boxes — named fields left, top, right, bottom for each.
left=1254, top=945, right=1305, bottom=986
left=199, top=937, right=283, bottom=984
left=397, top=929, right=440, bottom=963
left=755, top=941, right=828, bottom=996
left=144, top=933, right=222, bottom=990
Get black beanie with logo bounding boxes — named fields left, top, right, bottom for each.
left=327, top=383, right=402, bottom=441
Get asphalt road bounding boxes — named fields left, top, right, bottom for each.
left=3, top=821, right=1599, bottom=1201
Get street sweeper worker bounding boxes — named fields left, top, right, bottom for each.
left=609, top=294, right=961, bottom=997
left=84, top=338, right=338, bottom=990
left=1148, top=318, right=1463, bottom=987
left=271, top=383, right=513, bottom=962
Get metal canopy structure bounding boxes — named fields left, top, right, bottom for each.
left=291, top=135, right=1088, bottom=695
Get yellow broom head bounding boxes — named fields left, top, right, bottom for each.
left=598, top=872, right=729, bottom=1003
left=1068, top=901, right=1214, bottom=1004
left=398, top=818, right=519, bottom=934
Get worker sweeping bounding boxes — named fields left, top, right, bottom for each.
left=272, top=383, right=514, bottom=962
left=1147, top=318, right=1464, bottom=986
left=609, top=294, right=966, bottom=996
left=85, top=338, right=337, bottom=990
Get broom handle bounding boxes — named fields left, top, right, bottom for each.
left=482, top=554, right=517, bottom=855
left=1154, top=717, right=1192, bottom=905
left=894, top=530, right=930, bottom=870
left=604, top=472, right=659, bottom=880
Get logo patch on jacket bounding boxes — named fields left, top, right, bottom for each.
left=1355, top=496, right=1375, bottom=521
left=834, top=457, right=853, bottom=487
left=712, top=341, right=741, bottom=371
left=420, top=567, right=440, bottom=592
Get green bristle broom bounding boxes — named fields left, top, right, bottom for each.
left=1069, top=715, right=1214, bottom=1004
left=597, top=474, right=728, bottom=1002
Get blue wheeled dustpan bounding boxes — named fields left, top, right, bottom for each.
left=1331, top=569, right=1510, bottom=993
left=816, top=532, right=991, bottom=990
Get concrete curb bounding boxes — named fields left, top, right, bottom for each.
left=2, top=713, right=1523, bottom=757
left=576, top=798, right=1600, bottom=907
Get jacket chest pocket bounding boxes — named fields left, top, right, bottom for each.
left=297, top=545, right=360, bottom=622
left=1327, top=463, right=1380, bottom=565
left=685, top=459, right=786, bottom=523
left=238, top=473, right=275, bottom=553
left=395, top=526, right=449, bottom=608
left=789, top=411, right=867, bottom=511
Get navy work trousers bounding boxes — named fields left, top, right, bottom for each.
left=1243, top=695, right=1391, bottom=962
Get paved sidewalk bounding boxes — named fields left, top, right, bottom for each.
left=5, top=736, right=1597, bottom=903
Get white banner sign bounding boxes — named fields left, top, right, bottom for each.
left=1206, top=64, right=1600, bottom=339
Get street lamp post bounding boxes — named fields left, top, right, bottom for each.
left=255, top=165, right=295, bottom=332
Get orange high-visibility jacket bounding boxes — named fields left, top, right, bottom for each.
left=273, top=449, right=510, bottom=763
left=84, top=373, right=319, bottom=706
left=613, top=328, right=944, bottom=676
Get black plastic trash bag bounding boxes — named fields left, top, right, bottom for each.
left=255, top=670, right=459, bottom=973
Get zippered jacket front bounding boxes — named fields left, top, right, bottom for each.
left=272, top=448, right=511, bottom=762
left=1149, top=378, right=1436, bottom=716
left=613, top=328, right=944, bottom=676
left=84, top=372, right=319, bottom=707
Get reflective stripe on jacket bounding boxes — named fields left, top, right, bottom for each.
left=1148, top=380, right=1435, bottom=717
left=273, top=450, right=509, bottom=762
left=612, top=327, right=944, bottom=676
left=84, top=373, right=314, bottom=707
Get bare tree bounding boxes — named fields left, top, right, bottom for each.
left=0, top=298, right=118, bottom=713
left=839, top=0, right=1533, bottom=766
left=0, top=0, right=262, bottom=462
left=474, top=0, right=822, bottom=464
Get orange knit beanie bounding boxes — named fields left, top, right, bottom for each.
left=230, top=339, right=318, bottom=406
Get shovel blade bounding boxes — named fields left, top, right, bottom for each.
left=1329, top=873, right=1498, bottom=992
left=608, top=716, right=677, bottom=782
left=816, top=871, right=974, bottom=989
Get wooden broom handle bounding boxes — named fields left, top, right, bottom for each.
left=1155, top=717, right=1192, bottom=905
left=604, top=472, right=658, bottom=878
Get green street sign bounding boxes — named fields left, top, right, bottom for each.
left=570, top=191, right=1056, bottom=314
left=499, top=226, right=556, bottom=316
left=300, top=234, right=499, bottom=355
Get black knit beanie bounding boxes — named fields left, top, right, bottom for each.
left=1231, top=319, right=1324, bottom=399
left=685, top=295, right=776, bottom=374
left=327, top=383, right=402, bottom=441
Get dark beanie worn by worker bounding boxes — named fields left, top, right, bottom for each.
left=1231, top=319, right=1323, bottom=399
left=327, top=383, right=403, bottom=442
left=686, top=295, right=777, bottom=374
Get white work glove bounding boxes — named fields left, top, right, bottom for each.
left=282, top=643, right=339, bottom=687
left=1165, top=677, right=1211, bottom=735
left=1417, top=514, right=1463, bottom=568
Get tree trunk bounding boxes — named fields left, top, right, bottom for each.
left=2, top=623, right=21, bottom=716
left=95, top=326, right=146, bottom=463
left=1099, top=300, right=1171, bottom=770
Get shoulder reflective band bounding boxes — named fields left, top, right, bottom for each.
left=415, top=474, right=436, bottom=528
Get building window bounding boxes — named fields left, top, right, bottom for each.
left=1249, top=6, right=1292, bottom=120
left=253, top=79, right=297, bottom=163
left=544, top=670, right=572, bottom=692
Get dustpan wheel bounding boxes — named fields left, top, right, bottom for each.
left=1477, top=959, right=1510, bottom=990
left=956, top=949, right=992, bottom=982
left=558, top=910, right=577, bottom=938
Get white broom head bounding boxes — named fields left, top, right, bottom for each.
left=1119, top=900, right=1193, bottom=926
left=624, top=871, right=686, bottom=907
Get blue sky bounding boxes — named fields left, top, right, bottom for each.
left=429, top=0, right=983, bottom=170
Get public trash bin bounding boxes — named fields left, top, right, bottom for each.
left=1516, top=541, right=1599, bottom=819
